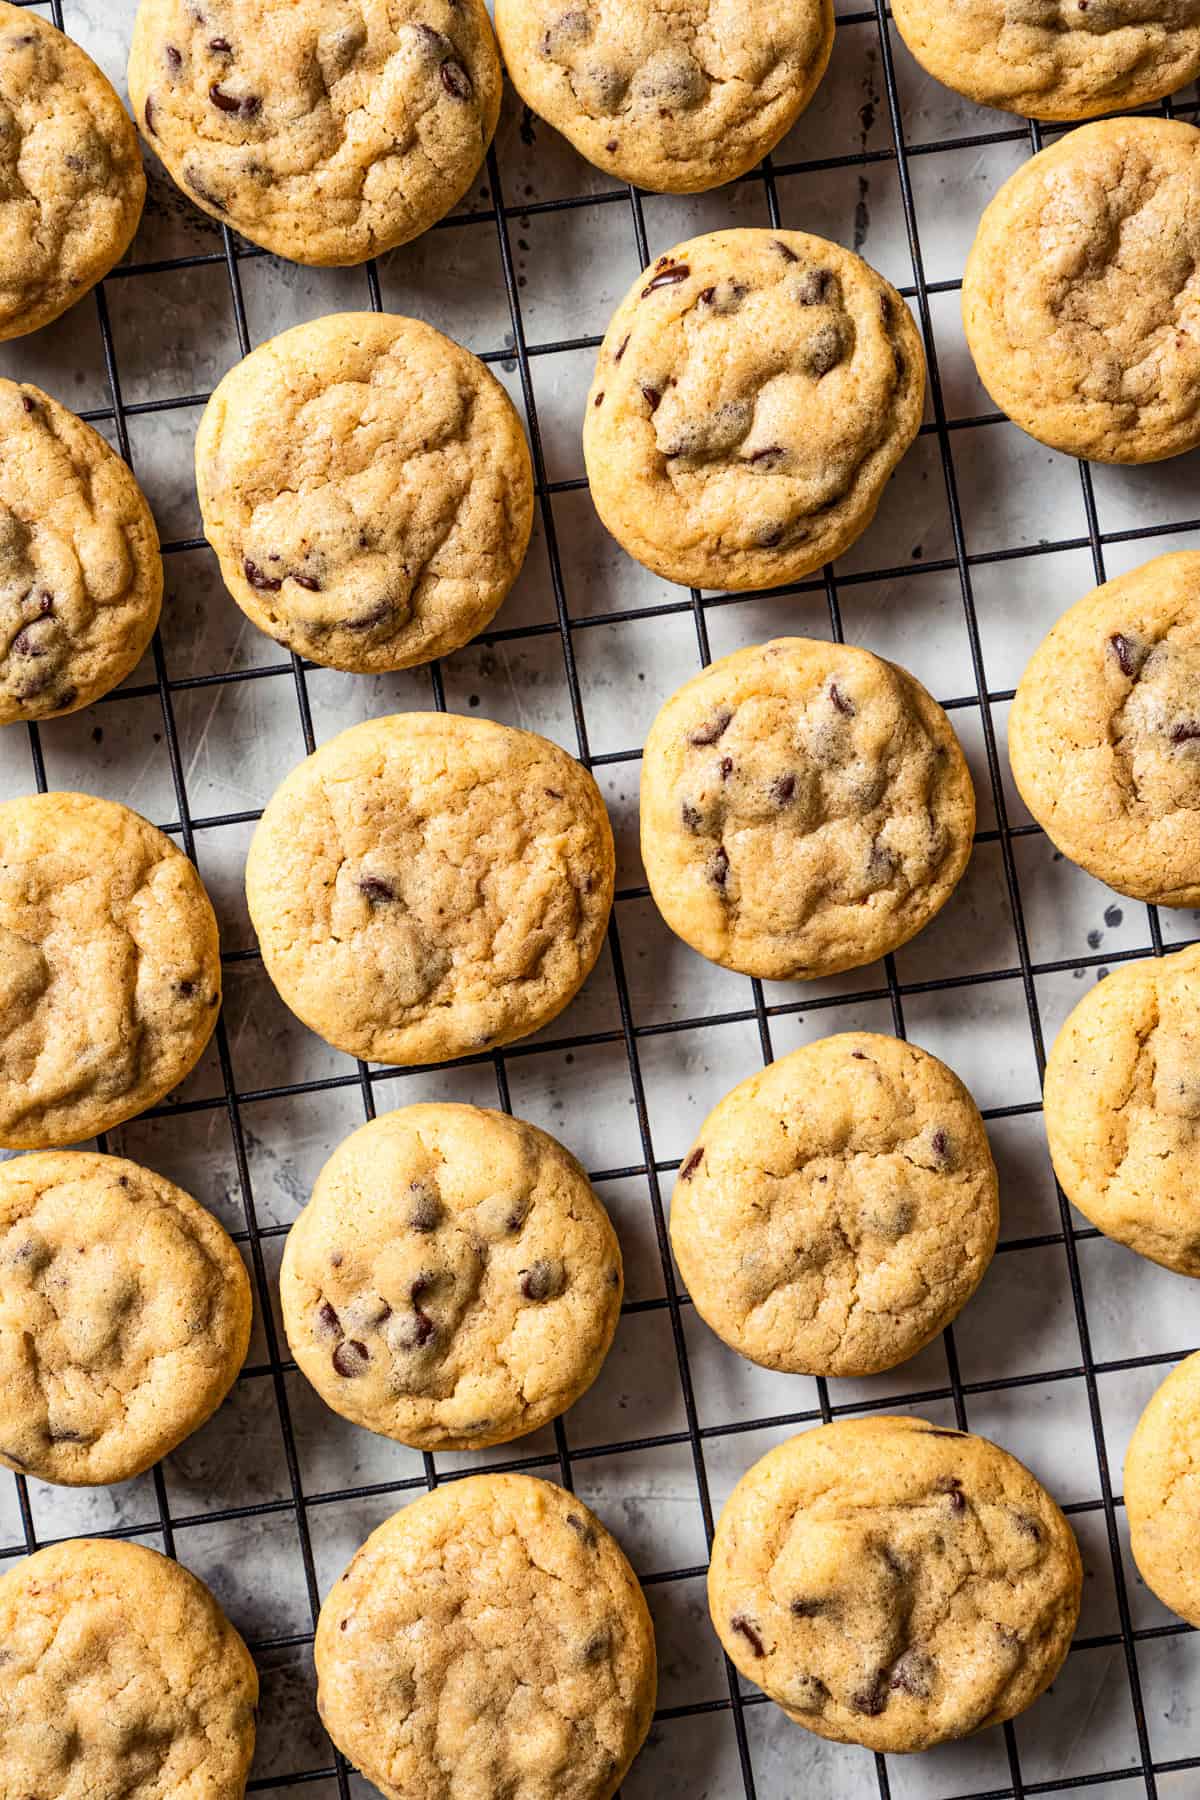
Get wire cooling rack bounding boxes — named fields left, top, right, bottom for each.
left=7, top=2, right=1200, bottom=1796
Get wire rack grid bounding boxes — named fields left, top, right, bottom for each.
left=6, top=0, right=1200, bottom=1796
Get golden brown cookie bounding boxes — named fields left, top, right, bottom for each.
left=1125, top=1349, right=1200, bottom=1627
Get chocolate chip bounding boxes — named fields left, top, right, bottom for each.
left=1170, top=722, right=1200, bottom=744
left=332, top=1339, right=369, bottom=1377
left=772, top=239, right=799, bottom=263
left=829, top=681, right=854, bottom=716
left=1013, top=1512, right=1042, bottom=1540
left=165, top=43, right=183, bottom=71
left=346, top=598, right=394, bottom=630
left=186, top=170, right=227, bottom=213
left=545, top=786, right=563, bottom=799
left=679, top=1146, right=703, bottom=1180
left=890, top=1650, right=935, bottom=1698
left=790, top=1598, right=826, bottom=1618
left=210, top=82, right=260, bottom=116
left=440, top=58, right=472, bottom=98
left=923, top=1428, right=964, bottom=1439
left=614, top=333, right=630, bottom=363
left=747, top=445, right=786, bottom=466
left=708, top=845, right=730, bottom=890
left=688, top=708, right=732, bottom=746
left=850, top=1677, right=888, bottom=1716
left=566, top=1512, right=597, bottom=1546
left=47, top=1427, right=88, bottom=1445
left=520, top=1259, right=564, bottom=1301
left=316, top=1301, right=343, bottom=1340
left=731, top=1614, right=765, bottom=1657
left=770, top=774, right=796, bottom=805
left=408, top=1187, right=442, bottom=1232
left=806, top=323, right=846, bottom=377
left=143, top=95, right=158, bottom=135
left=1108, top=632, right=1145, bottom=679
left=291, top=573, right=322, bottom=592
left=754, top=523, right=786, bottom=549
left=177, top=979, right=196, bottom=998
left=243, top=558, right=281, bottom=592
left=640, top=383, right=662, bottom=411
left=719, top=756, right=733, bottom=778
left=10, top=628, right=43, bottom=659
left=797, top=268, right=835, bottom=305
left=20, top=394, right=36, bottom=414
left=582, top=1629, right=610, bottom=1663
left=938, top=1475, right=967, bottom=1514
left=879, top=292, right=893, bottom=326
left=358, top=874, right=395, bottom=902
left=38, top=592, right=53, bottom=614
left=680, top=799, right=703, bottom=831
left=593, top=391, right=604, bottom=407
left=330, top=1252, right=344, bottom=1269
left=641, top=264, right=689, bottom=297
left=209, top=35, right=232, bottom=52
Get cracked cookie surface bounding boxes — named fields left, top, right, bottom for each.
left=670, top=1034, right=998, bottom=1378
left=639, top=638, right=975, bottom=980
left=196, top=313, right=533, bottom=671
left=1010, top=552, right=1200, bottom=906
left=1044, top=942, right=1200, bottom=1275
left=0, top=792, right=221, bottom=1150
left=583, top=228, right=926, bottom=591
left=0, top=380, right=162, bottom=725
left=0, top=1151, right=250, bottom=1487
left=963, top=118, right=1200, bottom=463
left=1125, top=1349, right=1200, bottom=1627
left=127, top=0, right=501, bottom=265
left=281, top=1104, right=622, bottom=1450
left=0, top=4, right=145, bottom=341
left=0, top=1537, right=257, bottom=1798
left=245, top=712, right=614, bottom=1065
left=495, top=0, right=833, bottom=193
left=315, top=1473, right=656, bottom=1800
left=709, top=1416, right=1082, bottom=1753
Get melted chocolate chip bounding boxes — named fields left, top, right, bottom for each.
left=614, top=333, right=630, bottom=363
left=748, top=445, right=786, bottom=466
left=641, top=382, right=662, bottom=411
left=879, top=291, right=893, bottom=326
left=641, top=264, right=689, bottom=297
left=1108, top=632, right=1144, bottom=679
left=210, top=82, right=260, bottom=116
left=545, top=786, right=563, bottom=799
left=719, top=756, right=733, bottom=778
left=520, top=1259, right=564, bottom=1301
left=244, top=558, right=281, bottom=592
left=347, top=599, right=394, bottom=630
left=731, top=1613, right=765, bottom=1657
left=177, top=979, right=196, bottom=998
left=186, top=170, right=227, bottom=212
left=292, top=573, right=322, bottom=592
left=772, top=239, right=799, bottom=263
left=680, top=799, right=703, bottom=831
left=209, top=35, right=232, bottom=52
left=440, top=58, right=473, bottom=98
left=358, top=874, right=395, bottom=902
left=689, top=708, right=732, bottom=746
left=770, top=773, right=796, bottom=805
left=20, top=394, right=36, bottom=414
left=890, top=1650, right=935, bottom=1699
left=566, top=1511, right=598, bottom=1546
left=828, top=681, right=854, bottom=717
left=593, top=391, right=604, bottom=407
left=332, top=1339, right=369, bottom=1377
left=679, top=1146, right=704, bottom=1181
left=755, top=523, right=786, bottom=549
left=709, top=845, right=730, bottom=890
left=316, top=1301, right=343, bottom=1340
left=408, top=1187, right=442, bottom=1232
left=797, top=268, right=835, bottom=305
left=1013, top=1512, right=1042, bottom=1540
left=850, top=1677, right=888, bottom=1716
left=806, top=324, right=845, bottom=378
left=1170, top=722, right=1200, bottom=745
left=10, top=628, right=43, bottom=659
left=143, top=95, right=158, bottom=135
left=790, top=1598, right=827, bottom=1618
left=165, top=43, right=183, bottom=71
left=582, top=1629, right=610, bottom=1663
left=938, top=1476, right=967, bottom=1514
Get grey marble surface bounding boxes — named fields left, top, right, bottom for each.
left=4, top=2, right=1200, bottom=1796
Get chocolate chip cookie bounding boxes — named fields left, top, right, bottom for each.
left=0, top=380, right=162, bottom=725
left=315, top=1473, right=656, bottom=1799
left=495, top=0, right=833, bottom=193
left=196, top=313, right=533, bottom=671
left=1125, top=1349, right=1200, bottom=1627
left=640, top=638, right=975, bottom=980
left=583, top=228, right=926, bottom=591
left=0, top=4, right=145, bottom=341
left=128, top=0, right=502, bottom=265
left=671, top=1034, right=998, bottom=1377
left=0, top=791, right=221, bottom=1150
left=281, top=1103, right=622, bottom=1450
left=963, top=117, right=1200, bottom=463
left=1010, top=551, right=1200, bottom=906
left=1044, top=942, right=1200, bottom=1276
left=246, top=712, right=614, bottom=1064
left=709, top=1416, right=1082, bottom=1753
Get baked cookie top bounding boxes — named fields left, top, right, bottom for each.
left=1010, top=551, right=1200, bottom=906
left=0, top=4, right=145, bottom=341
left=0, top=791, right=221, bottom=1150
left=639, top=638, right=975, bottom=980
left=315, top=1474, right=656, bottom=1800
left=196, top=313, right=533, bottom=672
left=0, top=380, right=162, bottom=726
left=963, top=118, right=1200, bottom=463
left=583, top=229, right=926, bottom=591
left=281, top=1104, right=622, bottom=1450
left=1125, top=1348, right=1200, bottom=1628
left=0, top=1538, right=258, bottom=1798
left=127, top=0, right=502, bottom=264
left=709, top=1417, right=1082, bottom=1754
left=670, top=1033, right=998, bottom=1377
left=245, top=712, right=614, bottom=1065
left=494, top=0, right=834, bottom=193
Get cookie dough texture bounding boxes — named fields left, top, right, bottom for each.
left=1010, top=552, right=1200, bottom=906
left=127, top=0, right=502, bottom=264
left=963, top=118, right=1200, bottom=463
left=1125, top=1349, right=1200, bottom=1627
left=671, top=1034, right=998, bottom=1377
left=282, top=1104, right=621, bottom=1450
left=0, top=381, right=162, bottom=725
left=709, top=1417, right=1082, bottom=1753
left=1044, top=942, right=1200, bottom=1276
left=0, top=792, right=221, bottom=1150
left=0, top=1538, right=257, bottom=1797
left=315, top=1474, right=656, bottom=1800
left=196, top=313, right=533, bottom=672
left=891, top=0, right=1200, bottom=121
left=583, top=229, right=926, bottom=591
left=0, top=4, right=144, bottom=341
left=495, top=0, right=833, bottom=193
left=0, top=1151, right=250, bottom=1486
left=246, top=713, right=614, bottom=1064
left=640, top=639, right=975, bottom=980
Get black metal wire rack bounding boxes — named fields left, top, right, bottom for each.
left=7, top=1, right=1200, bottom=1795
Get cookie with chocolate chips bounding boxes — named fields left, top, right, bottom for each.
left=1125, top=1348, right=1200, bottom=1628
left=639, top=638, right=975, bottom=980
left=127, top=0, right=502, bottom=264
left=583, top=228, right=926, bottom=591
left=316, top=1474, right=656, bottom=1800
left=196, top=313, right=533, bottom=671
left=709, top=1417, right=1082, bottom=1753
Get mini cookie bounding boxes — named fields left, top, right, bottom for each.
left=0, top=5, right=145, bottom=341
left=0, top=1538, right=257, bottom=1794
left=1010, top=551, right=1200, bottom=906
left=0, top=380, right=162, bottom=725
left=963, top=118, right=1200, bottom=463
left=891, top=0, right=1200, bottom=121
left=671, top=1034, right=998, bottom=1377
left=0, top=792, right=221, bottom=1150
left=495, top=0, right=833, bottom=193
left=196, top=314, right=533, bottom=672
left=127, top=0, right=502, bottom=265
left=316, top=1474, right=656, bottom=1800
left=1044, top=942, right=1200, bottom=1276
left=1125, top=1350, right=1200, bottom=1627
left=585, top=230, right=925, bottom=591
left=640, top=638, right=975, bottom=980
left=709, top=1417, right=1082, bottom=1753
left=0, top=1151, right=251, bottom=1486
left=246, top=712, right=613, bottom=1064
left=282, top=1104, right=621, bottom=1450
